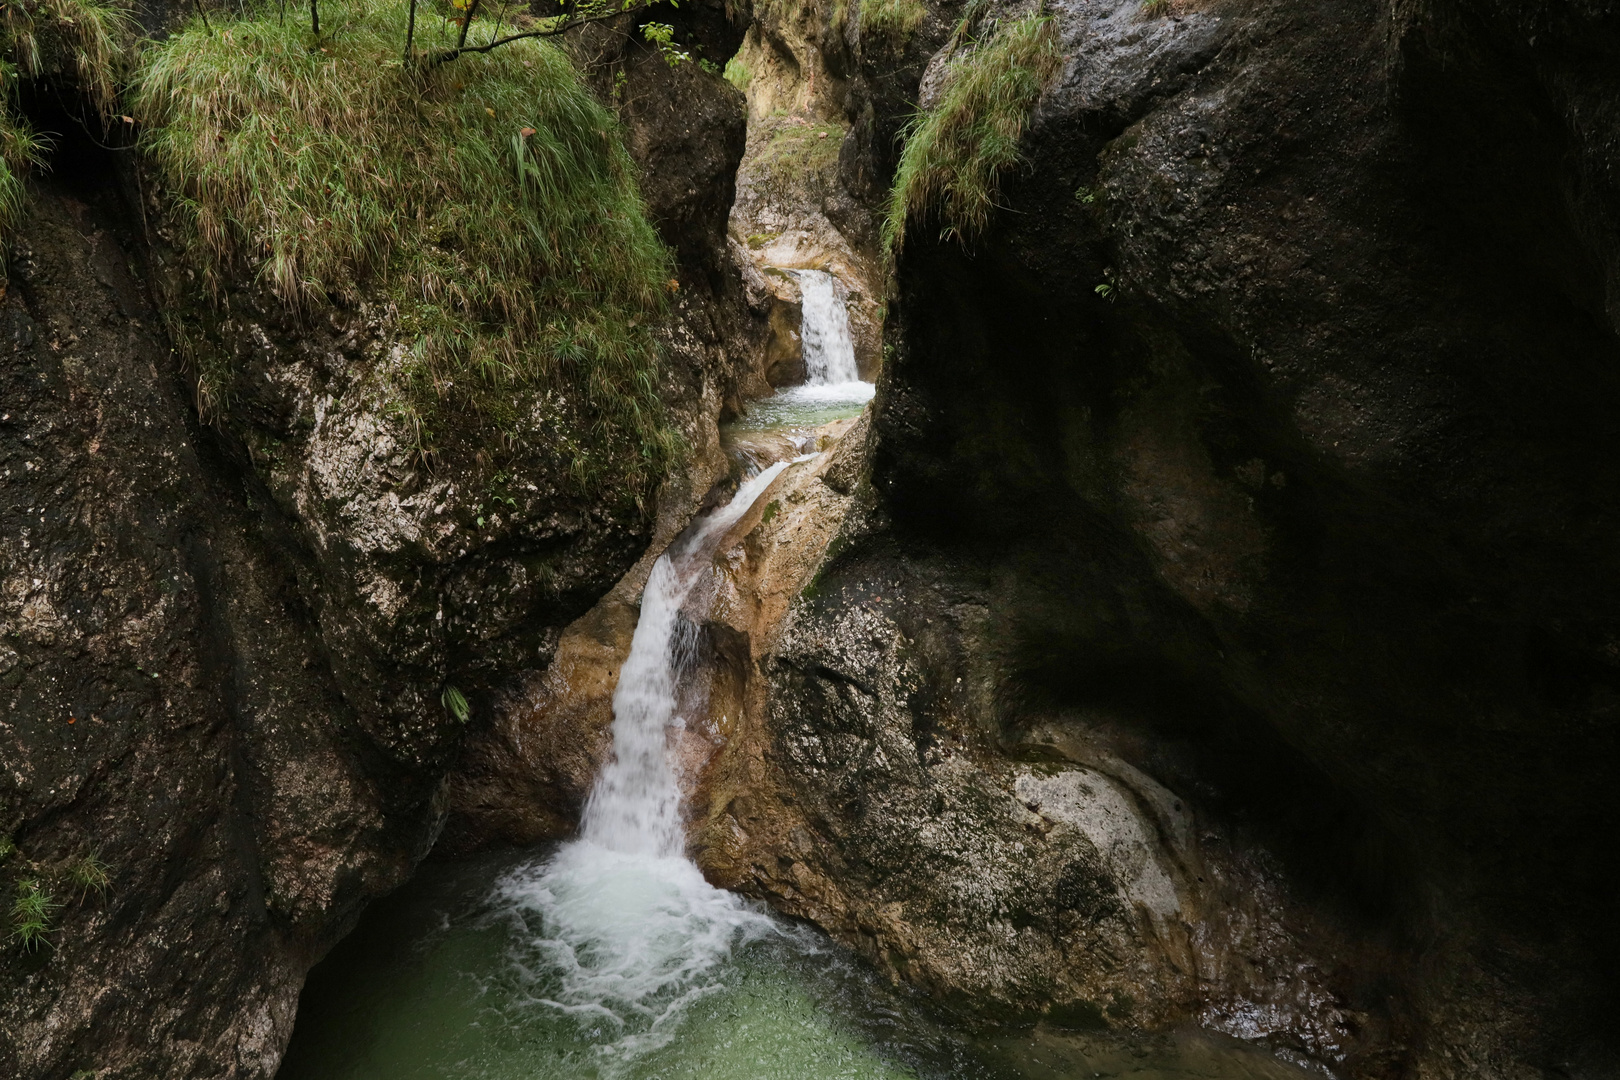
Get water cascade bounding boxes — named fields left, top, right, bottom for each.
left=495, top=461, right=792, bottom=1064
left=796, top=269, right=862, bottom=387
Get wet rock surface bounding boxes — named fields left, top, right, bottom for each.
left=720, top=0, right=1620, bottom=1074
left=0, top=181, right=428, bottom=1080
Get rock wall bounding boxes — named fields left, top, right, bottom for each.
left=687, top=0, right=1620, bottom=1076
left=0, top=5, right=762, bottom=1074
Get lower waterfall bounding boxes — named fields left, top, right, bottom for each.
left=495, top=462, right=792, bottom=1063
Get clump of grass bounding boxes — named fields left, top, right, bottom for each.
left=0, top=0, right=134, bottom=258
left=441, top=684, right=470, bottom=723
left=3, top=0, right=133, bottom=117
left=861, top=0, right=926, bottom=42
left=69, top=850, right=111, bottom=900
left=11, top=877, right=58, bottom=952
left=883, top=12, right=1061, bottom=253
left=0, top=835, right=15, bottom=862
left=723, top=54, right=751, bottom=91
left=134, top=0, right=678, bottom=491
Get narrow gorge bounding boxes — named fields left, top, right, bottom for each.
left=2, top=0, right=1618, bottom=1078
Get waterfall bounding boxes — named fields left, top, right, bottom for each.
left=581, top=461, right=789, bottom=856
left=495, top=461, right=793, bottom=1068
left=796, top=269, right=862, bottom=386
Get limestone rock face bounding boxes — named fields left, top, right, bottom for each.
left=687, top=420, right=1374, bottom=1074
left=721, top=0, right=1620, bottom=1074
left=0, top=183, right=428, bottom=1080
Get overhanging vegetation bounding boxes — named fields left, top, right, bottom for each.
left=135, top=0, right=679, bottom=491
left=882, top=10, right=1060, bottom=253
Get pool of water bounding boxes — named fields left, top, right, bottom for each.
left=277, top=846, right=1323, bottom=1080
left=728, top=381, right=875, bottom=436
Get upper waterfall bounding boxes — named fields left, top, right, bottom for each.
left=797, top=269, right=862, bottom=386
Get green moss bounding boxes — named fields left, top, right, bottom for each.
left=723, top=54, right=751, bottom=90
left=134, top=0, right=678, bottom=492
left=861, top=0, right=926, bottom=42
left=0, top=835, right=14, bottom=863
left=746, top=230, right=781, bottom=249
left=760, top=499, right=781, bottom=524
left=883, top=12, right=1060, bottom=252
left=11, top=877, right=57, bottom=952
left=753, top=120, right=845, bottom=202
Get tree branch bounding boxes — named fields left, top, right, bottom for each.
left=455, top=0, right=482, bottom=49
left=424, top=7, right=634, bottom=67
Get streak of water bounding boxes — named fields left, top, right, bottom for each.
left=580, top=461, right=787, bottom=857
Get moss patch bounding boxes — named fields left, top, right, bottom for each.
left=752, top=119, right=845, bottom=202
left=134, top=0, right=678, bottom=492
left=883, top=12, right=1060, bottom=252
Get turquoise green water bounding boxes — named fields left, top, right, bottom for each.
left=277, top=847, right=1323, bottom=1080
left=726, top=382, right=875, bottom=435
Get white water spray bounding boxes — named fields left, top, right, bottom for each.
left=496, top=462, right=793, bottom=1067
left=796, top=269, right=862, bottom=387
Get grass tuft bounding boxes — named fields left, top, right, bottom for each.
left=882, top=11, right=1060, bottom=253
left=441, top=684, right=470, bottom=723
left=723, top=54, right=751, bottom=91
left=0, top=835, right=14, bottom=862
left=11, top=877, right=58, bottom=952
left=69, top=850, right=111, bottom=900
left=861, top=0, right=926, bottom=42
left=133, top=0, right=678, bottom=490
left=0, top=0, right=134, bottom=262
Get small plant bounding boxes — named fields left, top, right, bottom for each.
left=0, top=835, right=15, bottom=863
left=640, top=21, right=691, bottom=67
left=1141, top=0, right=1171, bottom=15
left=723, top=54, right=751, bottom=91
left=11, top=877, right=58, bottom=952
left=442, top=685, right=471, bottom=723
left=1074, top=185, right=1099, bottom=205
left=1094, top=268, right=1118, bottom=302
left=70, top=851, right=111, bottom=901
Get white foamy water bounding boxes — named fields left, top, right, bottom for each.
left=797, top=269, right=862, bottom=386
left=495, top=461, right=792, bottom=1067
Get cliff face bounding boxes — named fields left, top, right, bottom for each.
left=0, top=4, right=758, bottom=1074
left=686, top=0, right=1620, bottom=1075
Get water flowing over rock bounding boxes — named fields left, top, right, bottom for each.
left=796, top=269, right=863, bottom=386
